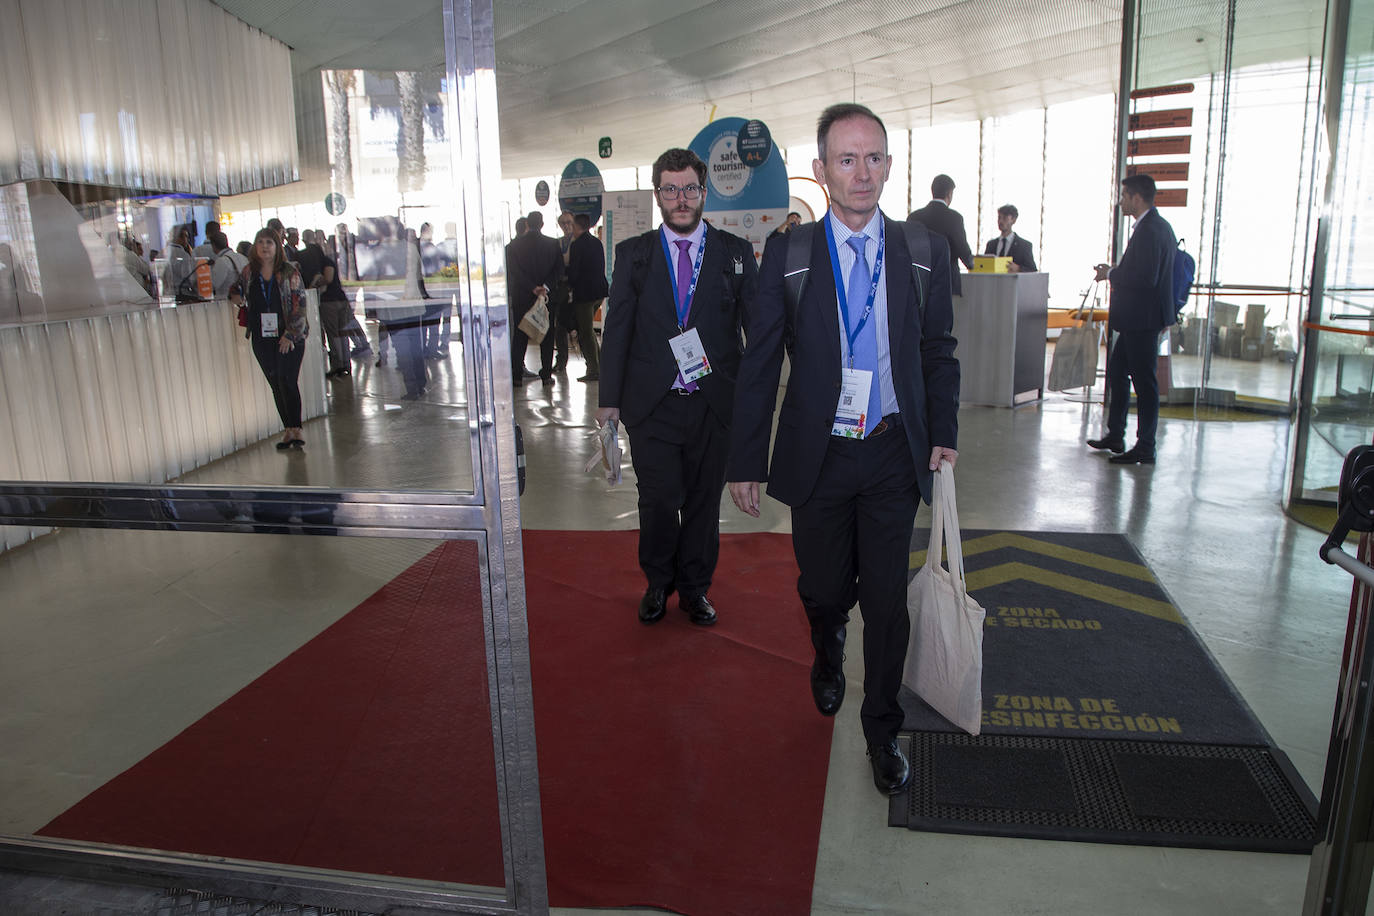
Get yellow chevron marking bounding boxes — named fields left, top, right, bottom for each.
left=954, top=561, right=1182, bottom=623
left=911, top=532, right=1154, bottom=583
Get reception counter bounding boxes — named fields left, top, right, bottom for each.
left=953, top=272, right=1049, bottom=407
left=0, top=294, right=325, bottom=553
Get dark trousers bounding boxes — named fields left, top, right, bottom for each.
left=251, top=336, right=306, bottom=428
left=511, top=304, right=553, bottom=382
left=1105, top=329, right=1162, bottom=450
left=422, top=301, right=448, bottom=356
left=625, top=391, right=729, bottom=597
left=791, top=425, right=919, bottom=746
left=386, top=321, right=426, bottom=396
left=572, top=298, right=602, bottom=377
left=318, top=298, right=352, bottom=372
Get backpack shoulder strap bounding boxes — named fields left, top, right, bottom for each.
left=899, top=219, right=932, bottom=325
left=782, top=223, right=815, bottom=354
left=628, top=231, right=656, bottom=298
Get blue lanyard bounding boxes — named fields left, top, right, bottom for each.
left=824, top=216, right=885, bottom=369
left=257, top=273, right=276, bottom=305
left=660, top=229, right=705, bottom=330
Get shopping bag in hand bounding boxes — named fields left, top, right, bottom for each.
left=518, top=292, right=551, bottom=343
left=902, top=462, right=986, bottom=735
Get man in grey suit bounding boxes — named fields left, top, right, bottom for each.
left=728, top=104, right=960, bottom=797
left=907, top=174, right=974, bottom=295
left=1086, top=173, right=1177, bottom=465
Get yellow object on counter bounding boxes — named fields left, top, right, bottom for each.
left=973, top=255, right=1012, bottom=273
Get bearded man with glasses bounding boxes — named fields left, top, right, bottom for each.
left=596, top=147, right=759, bottom=628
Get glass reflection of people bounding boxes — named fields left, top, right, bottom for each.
left=768, top=211, right=803, bottom=238
left=162, top=225, right=195, bottom=301
left=229, top=228, right=310, bottom=450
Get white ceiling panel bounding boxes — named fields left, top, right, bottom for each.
left=212, top=0, right=1326, bottom=179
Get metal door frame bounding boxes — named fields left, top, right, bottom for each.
left=0, top=0, right=548, bottom=912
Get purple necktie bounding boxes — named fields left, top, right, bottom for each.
left=674, top=239, right=697, bottom=392
left=675, top=239, right=693, bottom=318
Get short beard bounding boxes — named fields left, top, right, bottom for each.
left=659, top=201, right=703, bottom=235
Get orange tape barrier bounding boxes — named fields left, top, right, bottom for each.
left=1303, top=321, right=1374, bottom=338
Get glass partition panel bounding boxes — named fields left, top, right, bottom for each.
left=978, top=108, right=1046, bottom=273
left=0, top=52, right=478, bottom=498
left=1293, top=0, right=1374, bottom=503
left=0, top=526, right=505, bottom=898
left=1043, top=94, right=1117, bottom=313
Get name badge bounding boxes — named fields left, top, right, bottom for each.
left=260, top=312, right=280, bottom=338
left=831, top=368, right=873, bottom=438
left=668, top=327, right=711, bottom=383
left=733, top=256, right=743, bottom=275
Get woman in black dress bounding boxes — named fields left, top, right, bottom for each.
left=229, top=228, right=309, bottom=449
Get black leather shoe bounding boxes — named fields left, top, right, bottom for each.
left=1110, top=445, right=1156, bottom=465
left=1086, top=436, right=1126, bottom=453
left=809, top=624, right=846, bottom=716
left=867, top=738, right=912, bottom=796
left=638, top=588, right=667, bottom=624
left=680, top=594, right=717, bottom=626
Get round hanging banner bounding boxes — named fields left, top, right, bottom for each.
left=557, top=158, right=604, bottom=225
left=736, top=119, right=773, bottom=168
left=324, top=192, right=347, bottom=216
left=534, top=180, right=550, bottom=206
left=688, top=117, right=789, bottom=260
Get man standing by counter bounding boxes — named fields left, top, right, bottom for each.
left=907, top=174, right=974, bottom=295
left=984, top=204, right=1037, bottom=273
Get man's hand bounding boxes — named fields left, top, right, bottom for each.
left=729, top=481, right=761, bottom=518
left=1007, top=262, right=1022, bottom=274
left=595, top=407, right=619, bottom=428
left=1093, top=263, right=1111, bottom=282
left=534, top=284, right=549, bottom=297
left=929, top=446, right=958, bottom=471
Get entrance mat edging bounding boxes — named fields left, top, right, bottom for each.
left=889, top=732, right=1317, bottom=854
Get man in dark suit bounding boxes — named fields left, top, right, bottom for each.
left=1086, top=173, right=1177, bottom=465
left=984, top=203, right=1037, bottom=273
left=505, top=210, right=563, bottom=387
left=596, top=148, right=758, bottom=627
left=566, top=213, right=608, bottom=381
left=907, top=174, right=974, bottom=295
left=727, top=104, right=960, bottom=796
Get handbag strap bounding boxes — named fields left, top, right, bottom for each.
left=925, top=466, right=947, bottom=573
left=936, top=463, right=970, bottom=599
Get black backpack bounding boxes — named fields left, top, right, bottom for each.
left=1173, top=239, right=1196, bottom=318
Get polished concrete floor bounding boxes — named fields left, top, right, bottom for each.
left=0, top=331, right=1362, bottom=915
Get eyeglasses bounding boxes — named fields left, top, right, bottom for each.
left=657, top=183, right=703, bottom=200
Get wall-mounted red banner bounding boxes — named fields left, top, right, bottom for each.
left=1129, top=109, right=1193, bottom=131
left=1128, top=136, right=1192, bottom=156
left=1130, top=83, right=1195, bottom=99
left=1127, top=162, right=1190, bottom=182
left=1154, top=188, right=1189, bottom=207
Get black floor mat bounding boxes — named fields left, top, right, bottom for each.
left=890, top=733, right=1318, bottom=853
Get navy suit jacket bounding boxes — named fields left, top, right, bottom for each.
left=505, top=231, right=561, bottom=316
left=984, top=233, right=1037, bottom=272
left=567, top=232, right=609, bottom=302
left=907, top=200, right=974, bottom=295
left=1108, top=207, right=1177, bottom=333
left=599, top=224, right=758, bottom=428
left=727, top=213, right=960, bottom=507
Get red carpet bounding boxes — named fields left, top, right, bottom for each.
left=39, top=531, right=831, bottom=916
